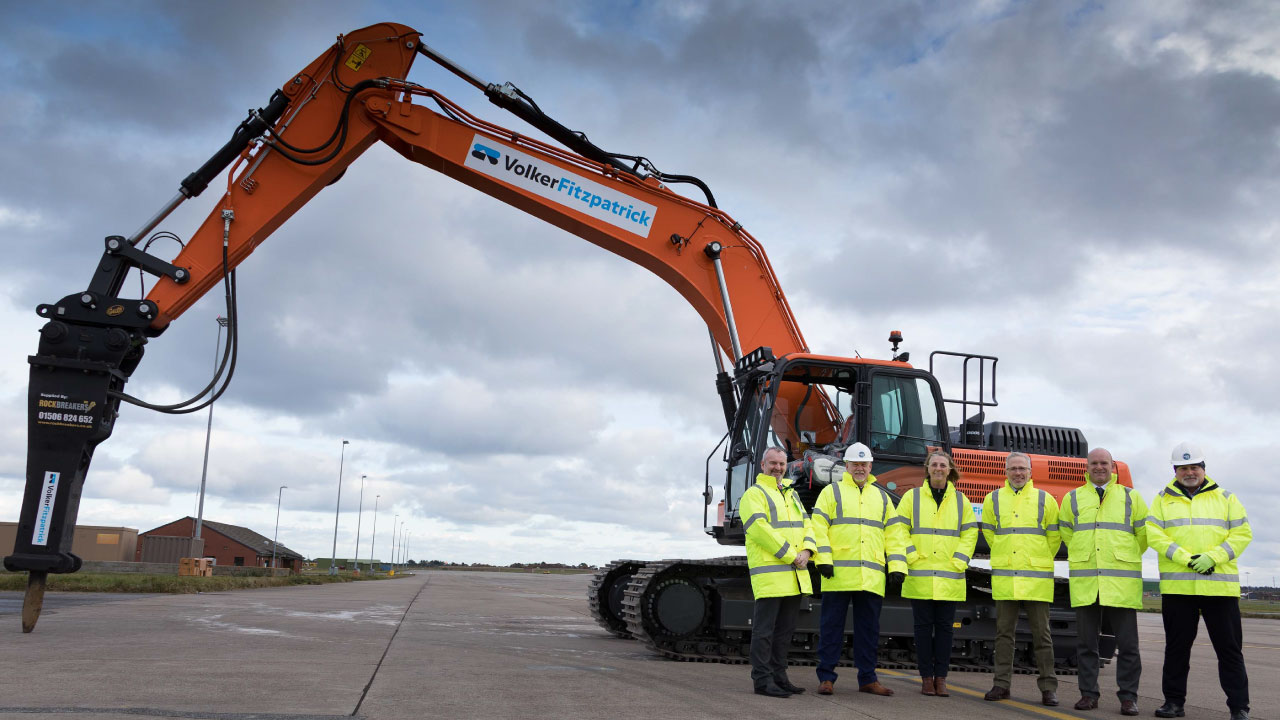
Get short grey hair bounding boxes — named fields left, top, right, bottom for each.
left=761, top=446, right=787, bottom=462
left=1005, top=452, right=1031, bottom=469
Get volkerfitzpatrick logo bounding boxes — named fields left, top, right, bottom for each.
left=466, top=137, right=656, bottom=238
left=471, top=143, right=500, bottom=165
left=33, top=470, right=60, bottom=546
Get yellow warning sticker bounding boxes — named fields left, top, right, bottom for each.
left=345, top=44, right=372, bottom=71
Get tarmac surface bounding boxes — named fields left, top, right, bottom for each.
left=0, top=570, right=1274, bottom=720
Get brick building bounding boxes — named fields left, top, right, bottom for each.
left=137, top=517, right=304, bottom=571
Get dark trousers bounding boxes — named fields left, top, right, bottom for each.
left=911, top=599, right=957, bottom=678
left=1076, top=602, right=1141, bottom=701
left=1161, top=594, right=1249, bottom=712
left=750, top=594, right=800, bottom=688
left=994, top=599, right=1058, bottom=692
left=816, top=590, right=882, bottom=686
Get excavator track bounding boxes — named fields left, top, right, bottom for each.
left=621, top=557, right=755, bottom=663
left=588, top=559, right=646, bottom=639
left=609, top=556, right=1083, bottom=674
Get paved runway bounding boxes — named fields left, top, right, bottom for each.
left=0, top=571, right=1274, bottom=719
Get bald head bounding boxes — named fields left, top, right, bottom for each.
left=1087, top=447, right=1114, bottom=486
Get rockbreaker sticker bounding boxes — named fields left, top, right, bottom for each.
left=32, top=471, right=59, bottom=546
left=35, top=392, right=96, bottom=430
left=463, top=134, right=657, bottom=238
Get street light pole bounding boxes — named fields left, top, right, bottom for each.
left=369, top=495, right=380, bottom=572
left=354, top=474, right=366, bottom=573
left=396, top=522, right=406, bottom=573
left=390, top=514, right=398, bottom=573
left=194, top=315, right=230, bottom=547
left=272, top=485, right=287, bottom=570
left=329, top=439, right=350, bottom=575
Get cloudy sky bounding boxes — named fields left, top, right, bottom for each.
left=1, top=1, right=1278, bottom=579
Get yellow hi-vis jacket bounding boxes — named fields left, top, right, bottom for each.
left=741, top=474, right=818, bottom=599
left=980, top=478, right=1061, bottom=602
left=1146, top=478, right=1251, bottom=597
left=1058, top=474, right=1148, bottom=609
left=898, top=482, right=978, bottom=601
left=812, top=473, right=908, bottom=596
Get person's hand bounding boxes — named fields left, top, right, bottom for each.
left=816, top=564, right=835, bottom=579
left=951, top=557, right=969, bottom=572
left=1190, top=554, right=1216, bottom=574
left=888, top=571, right=905, bottom=585
left=793, top=549, right=812, bottom=569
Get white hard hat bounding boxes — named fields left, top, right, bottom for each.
left=844, top=442, right=874, bottom=462
left=1170, top=441, right=1205, bottom=466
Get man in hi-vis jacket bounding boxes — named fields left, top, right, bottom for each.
left=981, top=451, right=1062, bottom=707
left=810, top=442, right=908, bottom=697
left=740, top=446, right=818, bottom=698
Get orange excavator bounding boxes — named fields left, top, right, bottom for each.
left=8, top=23, right=1127, bottom=671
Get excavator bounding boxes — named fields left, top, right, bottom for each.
left=7, top=22, right=1128, bottom=673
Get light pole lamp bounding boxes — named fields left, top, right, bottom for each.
left=369, top=495, right=380, bottom=572
left=329, top=439, right=350, bottom=575
left=272, top=485, right=287, bottom=569
left=354, top=474, right=366, bottom=573
left=194, top=315, right=230, bottom=548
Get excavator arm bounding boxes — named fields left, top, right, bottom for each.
left=7, top=22, right=838, bottom=630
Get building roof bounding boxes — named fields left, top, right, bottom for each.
left=144, top=517, right=305, bottom=560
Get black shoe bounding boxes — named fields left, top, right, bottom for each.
left=776, top=680, right=806, bottom=694
left=754, top=684, right=792, bottom=698
left=1229, top=710, right=1249, bottom=720
left=1154, top=701, right=1184, bottom=718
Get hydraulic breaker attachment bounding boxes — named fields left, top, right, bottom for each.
left=5, top=303, right=147, bottom=631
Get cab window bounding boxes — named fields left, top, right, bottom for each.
left=869, top=374, right=943, bottom=457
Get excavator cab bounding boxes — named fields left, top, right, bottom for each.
left=710, top=347, right=949, bottom=545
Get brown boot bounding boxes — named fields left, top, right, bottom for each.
left=859, top=681, right=894, bottom=696
left=934, top=677, right=949, bottom=697
left=921, top=677, right=936, bottom=696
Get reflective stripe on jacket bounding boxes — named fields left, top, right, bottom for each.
left=1146, top=478, right=1250, bottom=597
left=898, top=482, right=977, bottom=601
left=980, top=478, right=1061, bottom=602
left=741, top=474, right=817, bottom=599
left=1058, top=474, right=1147, bottom=608
left=812, top=473, right=908, bottom=596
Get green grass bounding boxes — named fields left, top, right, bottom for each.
left=0, top=571, right=403, bottom=594
left=1142, top=595, right=1280, bottom=618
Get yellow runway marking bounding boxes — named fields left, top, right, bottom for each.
left=879, top=669, right=1083, bottom=720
